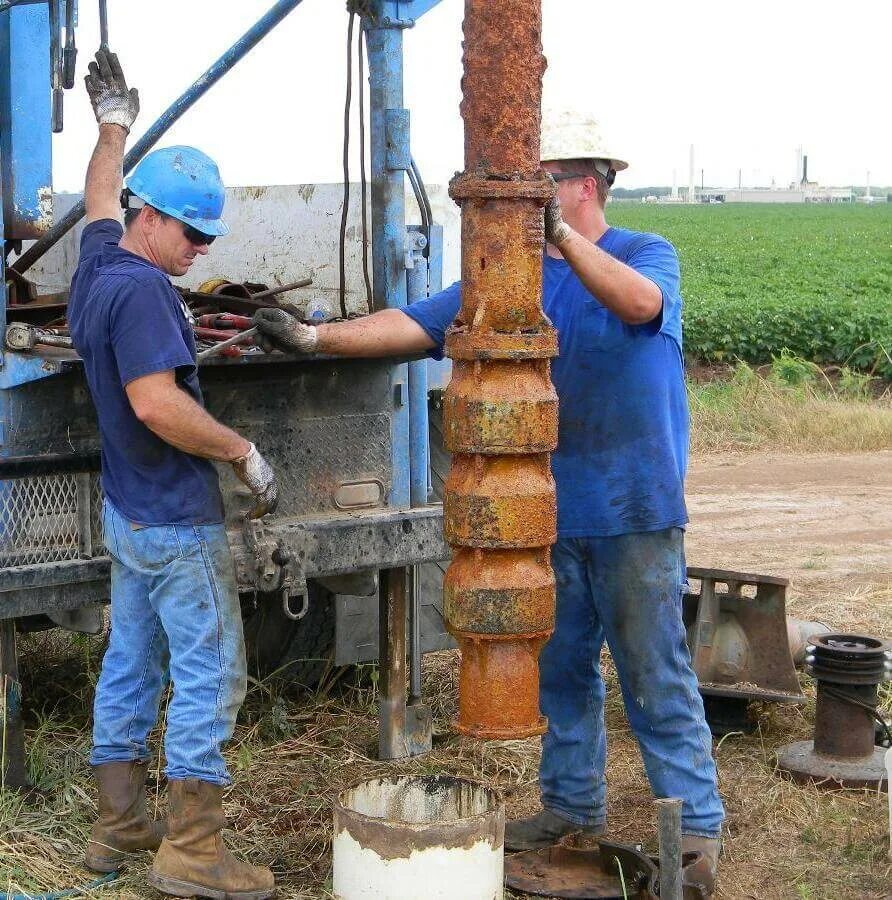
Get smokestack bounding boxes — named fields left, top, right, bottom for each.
left=672, top=168, right=678, bottom=199
left=688, top=144, right=695, bottom=203
left=866, top=170, right=871, bottom=200
left=794, top=145, right=803, bottom=187
left=801, top=154, right=808, bottom=185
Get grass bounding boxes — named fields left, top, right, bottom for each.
left=688, top=358, right=892, bottom=454
left=1, top=580, right=890, bottom=898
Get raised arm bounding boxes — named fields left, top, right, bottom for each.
left=544, top=177, right=662, bottom=325
left=83, top=49, right=140, bottom=224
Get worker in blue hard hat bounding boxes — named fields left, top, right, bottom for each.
left=253, top=108, right=723, bottom=897
left=67, top=49, right=277, bottom=900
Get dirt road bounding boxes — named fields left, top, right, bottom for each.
left=685, top=451, right=892, bottom=631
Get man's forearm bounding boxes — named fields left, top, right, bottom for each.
left=556, top=232, right=662, bottom=325
left=84, top=124, right=127, bottom=223
left=314, top=308, right=435, bottom=357
left=139, top=386, right=250, bottom=461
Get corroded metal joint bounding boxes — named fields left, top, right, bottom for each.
left=449, top=172, right=555, bottom=202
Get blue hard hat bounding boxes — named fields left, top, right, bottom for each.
left=126, top=146, right=229, bottom=237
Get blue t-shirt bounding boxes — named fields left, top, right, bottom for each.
left=68, top=219, right=224, bottom=525
left=404, top=226, right=689, bottom=538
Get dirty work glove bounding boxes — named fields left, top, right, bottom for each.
left=231, top=443, right=279, bottom=519
left=85, top=49, right=139, bottom=132
left=252, top=307, right=319, bottom=355
left=544, top=173, right=572, bottom=246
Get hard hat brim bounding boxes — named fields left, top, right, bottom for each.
left=541, top=156, right=628, bottom=172
left=153, top=201, right=230, bottom=237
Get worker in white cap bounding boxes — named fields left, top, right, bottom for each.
left=254, top=109, right=724, bottom=895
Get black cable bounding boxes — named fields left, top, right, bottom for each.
left=337, top=11, right=355, bottom=320
left=821, top=685, right=892, bottom=748
left=357, top=24, right=373, bottom=311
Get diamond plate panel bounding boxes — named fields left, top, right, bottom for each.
left=260, top=414, right=392, bottom=517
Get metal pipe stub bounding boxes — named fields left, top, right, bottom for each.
left=777, top=633, right=892, bottom=789
left=443, top=0, right=557, bottom=739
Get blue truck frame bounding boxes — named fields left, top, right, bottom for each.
left=0, top=0, right=451, bottom=789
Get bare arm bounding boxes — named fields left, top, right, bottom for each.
left=315, top=309, right=436, bottom=357
left=125, top=370, right=250, bottom=461
left=554, top=231, right=663, bottom=325
left=84, top=124, right=127, bottom=224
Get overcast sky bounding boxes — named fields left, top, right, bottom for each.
left=52, top=0, right=891, bottom=193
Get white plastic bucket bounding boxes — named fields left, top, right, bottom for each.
left=333, top=775, right=504, bottom=900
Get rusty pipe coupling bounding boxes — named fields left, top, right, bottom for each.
left=443, top=0, right=557, bottom=739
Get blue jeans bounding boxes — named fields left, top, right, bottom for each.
left=539, top=528, right=724, bottom=837
left=90, top=501, right=247, bottom=785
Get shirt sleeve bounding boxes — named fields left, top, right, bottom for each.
left=625, top=234, right=682, bottom=343
left=79, top=219, right=124, bottom=262
left=109, top=276, right=194, bottom=386
left=402, top=281, right=462, bottom=360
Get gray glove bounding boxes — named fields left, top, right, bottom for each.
left=544, top=174, right=572, bottom=246
left=85, top=49, right=139, bottom=132
left=231, top=443, right=279, bottom=519
left=253, top=307, right=319, bottom=355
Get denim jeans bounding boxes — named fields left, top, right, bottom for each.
left=539, top=528, right=724, bottom=838
left=90, top=500, right=247, bottom=785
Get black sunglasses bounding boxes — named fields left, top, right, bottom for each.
left=181, top=222, right=216, bottom=246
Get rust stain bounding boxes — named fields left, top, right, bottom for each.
left=443, top=0, right=557, bottom=739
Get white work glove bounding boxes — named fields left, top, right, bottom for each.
left=544, top=173, right=572, bottom=246
left=85, top=49, right=140, bottom=132
left=252, top=308, right=319, bottom=355
left=231, top=443, right=279, bottom=519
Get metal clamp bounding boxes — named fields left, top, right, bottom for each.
left=404, top=230, right=427, bottom=270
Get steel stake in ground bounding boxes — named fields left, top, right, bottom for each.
left=443, top=0, right=558, bottom=739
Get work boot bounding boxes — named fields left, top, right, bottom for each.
left=85, top=761, right=167, bottom=872
left=681, top=835, right=720, bottom=897
left=148, top=778, right=276, bottom=900
left=505, top=808, right=606, bottom=852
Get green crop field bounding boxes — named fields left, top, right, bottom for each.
left=606, top=202, right=892, bottom=376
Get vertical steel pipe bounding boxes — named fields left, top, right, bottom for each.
left=378, top=567, right=408, bottom=759
left=444, top=0, right=557, bottom=739
left=407, top=250, right=430, bottom=507
left=1, top=618, right=28, bottom=791
left=656, top=798, right=684, bottom=900
left=366, top=18, right=410, bottom=508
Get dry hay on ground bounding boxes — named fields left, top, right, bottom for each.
left=1, top=585, right=890, bottom=899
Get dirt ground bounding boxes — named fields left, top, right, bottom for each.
left=685, top=451, right=892, bottom=599
left=4, top=451, right=891, bottom=900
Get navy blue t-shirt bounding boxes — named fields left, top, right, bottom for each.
left=404, top=226, right=689, bottom=538
left=68, top=219, right=224, bottom=525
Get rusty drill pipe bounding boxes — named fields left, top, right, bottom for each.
left=444, top=0, right=557, bottom=739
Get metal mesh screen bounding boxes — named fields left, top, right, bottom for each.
left=0, top=473, right=104, bottom=567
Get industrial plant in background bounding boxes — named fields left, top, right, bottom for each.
left=645, top=145, right=870, bottom=204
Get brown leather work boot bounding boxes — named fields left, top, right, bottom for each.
left=148, top=779, right=275, bottom=900
left=85, top=760, right=167, bottom=872
left=681, top=834, right=720, bottom=897
left=505, top=808, right=606, bottom=852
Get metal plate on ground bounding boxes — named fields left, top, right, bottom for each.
left=776, top=740, right=890, bottom=790
left=505, top=838, right=658, bottom=899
